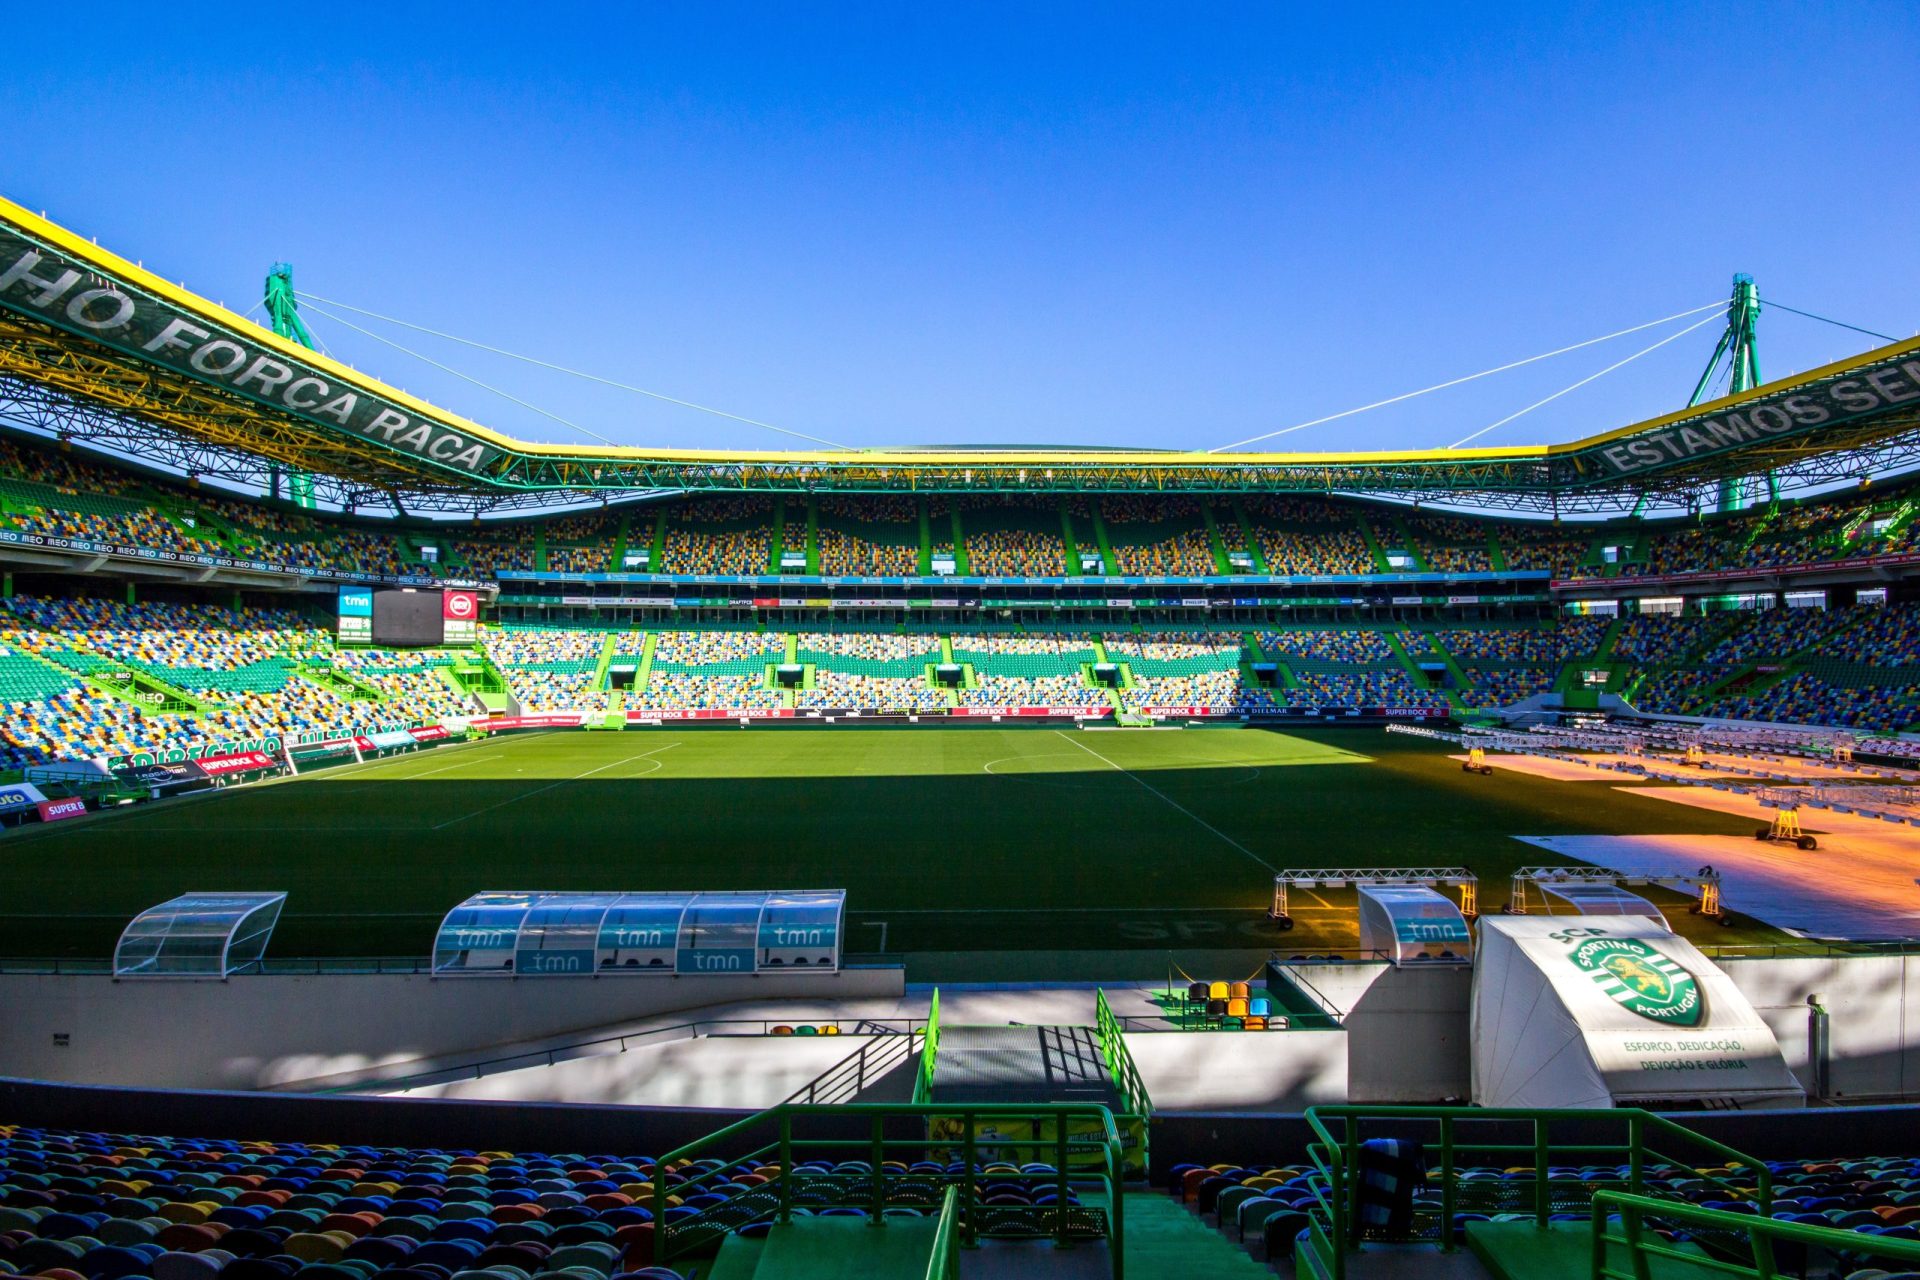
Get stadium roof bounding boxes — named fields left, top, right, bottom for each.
left=1, top=195, right=1917, bottom=515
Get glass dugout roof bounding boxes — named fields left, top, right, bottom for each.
left=1540, top=883, right=1664, bottom=919
left=112, top=891, right=287, bottom=978
left=431, top=889, right=845, bottom=976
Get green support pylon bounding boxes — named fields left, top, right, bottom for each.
left=1689, top=274, right=1764, bottom=514
left=264, top=263, right=318, bottom=509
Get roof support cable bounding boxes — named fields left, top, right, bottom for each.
left=1206, top=299, right=1727, bottom=453
left=1447, top=311, right=1723, bottom=448
left=300, top=301, right=617, bottom=447
left=295, top=291, right=852, bottom=450
left=1757, top=299, right=1900, bottom=344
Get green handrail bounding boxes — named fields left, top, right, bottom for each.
left=925, top=1185, right=962, bottom=1280
left=1591, top=1191, right=1920, bottom=1280
left=1299, top=1106, right=1771, bottom=1280
left=913, top=987, right=942, bottom=1103
left=650, top=1102, right=1126, bottom=1278
left=1094, top=988, right=1154, bottom=1116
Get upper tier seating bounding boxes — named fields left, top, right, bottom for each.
left=658, top=497, right=773, bottom=575
left=815, top=496, right=919, bottom=576
left=3, top=429, right=1917, bottom=585
left=1399, top=511, right=1493, bottom=573
left=1242, top=497, right=1374, bottom=575
left=956, top=498, right=1068, bottom=577
left=1102, top=497, right=1216, bottom=576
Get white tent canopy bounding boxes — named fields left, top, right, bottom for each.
left=1471, top=915, right=1802, bottom=1110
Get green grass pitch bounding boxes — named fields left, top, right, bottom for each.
left=0, top=726, right=1779, bottom=975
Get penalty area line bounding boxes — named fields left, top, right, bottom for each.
left=1052, top=729, right=1280, bottom=874
left=430, top=742, right=681, bottom=830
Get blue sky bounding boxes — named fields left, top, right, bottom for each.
left=8, top=3, right=1918, bottom=458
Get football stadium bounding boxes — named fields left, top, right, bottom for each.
left=6, top=27, right=1920, bottom=1279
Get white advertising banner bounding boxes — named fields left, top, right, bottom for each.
left=1471, top=915, right=1802, bottom=1110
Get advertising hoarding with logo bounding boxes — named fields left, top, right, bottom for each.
left=0, top=783, right=48, bottom=816
left=337, top=586, right=373, bottom=644
left=442, top=590, right=479, bottom=644
left=1470, top=915, right=1802, bottom=1110
left=35, top=797, right=88, bottom=823
left=196, top=750, right=280, bottom=777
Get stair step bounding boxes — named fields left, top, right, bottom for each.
left=1122, top=1191, right=1272, bottom=1280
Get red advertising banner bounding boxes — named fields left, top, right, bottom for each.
left=949, top=706, right=1113, bottom=719
left=1141, top=706, right=1232, bottom=717
left=409, top=724, right=451, bottom=742
left=625, top=708, right=797, bottom=722
left=35, top=797, right=87, bottom=822
left=442, top=590, right=478, bottom=621
left=197, top=749, right=279, bottom=776
left=474, top=714, right=587, bottom=731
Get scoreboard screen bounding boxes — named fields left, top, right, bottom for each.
left=371, top=589, right=446, bottom=647
left=339, top=587, right=479, bottom=646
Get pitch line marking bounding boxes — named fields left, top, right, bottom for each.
left=430, top=742, right=680, bottom=830
left=1050, top=730, right=1279, bottom=874
left=326, top=741, right=521, bottom=792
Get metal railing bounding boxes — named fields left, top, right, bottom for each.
left=651, top=1102, right=1127, bottom=1278
left=308, top=1016, right=929, bottom=1094
left=1094, top=990, right=1154, bottom=1120
left=913, top=986, right=942, bottom=1103
left=1591, top=1190, right=1920, bottom=1280
left=781, top=1027, right=924, bottom=1106
left=926, top=1185, right=962, bottom=1280
left=1095, top=989, right=1155, bottom=1177
left=1299, top=1106, right=1770, bottom=1280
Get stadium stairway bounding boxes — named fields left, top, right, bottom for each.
left=1198, top=503, right=1234, bottom=573
left=930, top=1026, right=1123, bottom=1110
left=1227, top=499, right=1271, bottom=572
left=1126, top=1190, right=1274, bottom=1280
left=706, top=1214, right=942, bottom=1280
left=1355, top=512, right=1392, bottom=572
left=1087, top=508, right=1118, bottom=574
left=705, top=1191, right=1269, bottom=1280
left=1058, top=506, right=1085, bottom=575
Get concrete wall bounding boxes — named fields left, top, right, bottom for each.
left=0, top=967, right=904, bottom=1090
left=7, top=951, right=1918, bottom=1106
left=1343, top=964, right=1474, bottom=1103
left=383, top=1035, right=898, bottom=1109
left=1722, top=953, right=1920, bottom=1102
left=1268, top=960, right=1474, bottom=1104
left=1124, top=1030, right=1347, bottom=1113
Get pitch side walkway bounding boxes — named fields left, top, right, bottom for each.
left=929, top=1024, right=1123, bottom=1108
left=298, top=985, right=1174, bottom=1095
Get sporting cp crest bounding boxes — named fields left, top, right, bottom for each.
left=1568, top=936, right=1702, bottom=1026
